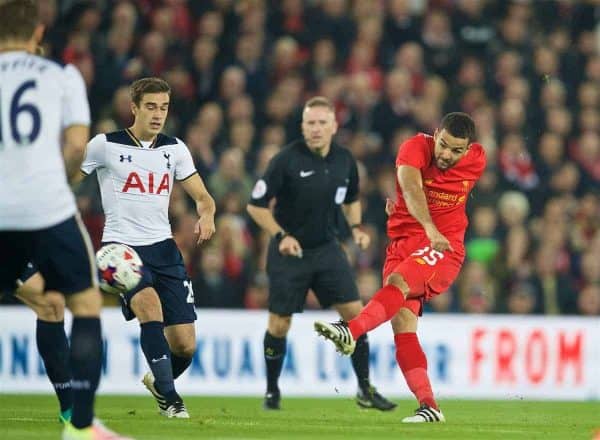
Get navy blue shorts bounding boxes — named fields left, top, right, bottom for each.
left=108, top=238, right=196, bottom=326
left=0, top=215, right=97, bottom=294
left=0, top=262, right=37, bottom=299
left=17, top=262, right=38, bottom=286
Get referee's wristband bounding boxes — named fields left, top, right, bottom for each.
left=350, top=223, right=362, bottom=230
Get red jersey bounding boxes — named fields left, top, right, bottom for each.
left=387, top=133, right=486, bottom=249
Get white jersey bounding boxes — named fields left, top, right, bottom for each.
left=0, top=51, right=90, bottom=229
left=81, top=129, right=197, bottom=245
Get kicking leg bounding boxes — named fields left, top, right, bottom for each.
left=315, top=273, right=409, bottom=354
left=132, top=288, right=187, bottom=418
left=347, top=274, right=409, bottom=338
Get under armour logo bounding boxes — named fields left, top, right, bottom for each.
left=163, top=153, right=171, bottom=169
left=120, top=154, right=132, bottom=162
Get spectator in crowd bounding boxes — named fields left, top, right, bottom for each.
left=3, top=0, right=596, bottom=321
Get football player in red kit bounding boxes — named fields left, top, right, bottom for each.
left=315, top=112, right=486, bottom=423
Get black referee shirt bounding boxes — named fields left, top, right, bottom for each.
left=249, top=139, right=359, bottom=249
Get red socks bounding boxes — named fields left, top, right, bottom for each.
left=347, top=285, right=438, bottom=409
left=348, top=284, right=405, bottom=339
left=395, top=332, right=438, bottom=410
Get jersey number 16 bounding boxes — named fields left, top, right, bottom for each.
left=0, top=80, right=41, bottom=149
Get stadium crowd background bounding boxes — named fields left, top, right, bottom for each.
left=6, top=0, right=598, bottom=316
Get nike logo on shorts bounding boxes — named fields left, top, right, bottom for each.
left=300, top=170, right=315, bottom=177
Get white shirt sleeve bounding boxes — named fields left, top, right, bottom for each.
left=174, top=138, right=197, bottom=180
left=61, top=64, right=91, bottom=128
left=81, top=134, right=106, bottom=174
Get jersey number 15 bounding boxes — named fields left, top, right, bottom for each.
left=0, top=80, right=41, bottom=149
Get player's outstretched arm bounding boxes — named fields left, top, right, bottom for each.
left=180, top=173, right=216, bottom=244
left=62, top=125, right=90, bottom=183
left=397, top=165, right=452, bottom=252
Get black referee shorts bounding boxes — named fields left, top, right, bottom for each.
left=266, top=239, right=360, bottom=315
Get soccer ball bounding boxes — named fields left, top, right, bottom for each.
left=96, top=243, right=143, bottom=294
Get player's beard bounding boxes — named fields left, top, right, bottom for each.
left=436, top=157, right=453, bottom=169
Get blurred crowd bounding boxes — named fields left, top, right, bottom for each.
left=19, top=0, right=600, bottom=315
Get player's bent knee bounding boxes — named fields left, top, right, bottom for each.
left=33, top=305, right=58, bottom=321
left=390, top=308, right=418, bottom=333
left=43, top=292, right=66, bottom=321
left=386, top=273, right=410, bottom=295
left=15, top=291, right=59, bottom=321
left=20, top=298, right=58, bottom=321
left=182, top=345, right=196, bottom=358
left=171, top=343, right=196, bottom=358
left=66, top=287, right=102, bottom=317
left=166, top=328, right=197, bottom=357
left=32, top=299, right=64, bottom=322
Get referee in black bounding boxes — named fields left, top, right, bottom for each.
left=247, top=96, right=396, bottom=411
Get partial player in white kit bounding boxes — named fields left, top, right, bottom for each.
left=81, top=77, right=216, bottom=418
left=0, top=1, right=131, bottom=439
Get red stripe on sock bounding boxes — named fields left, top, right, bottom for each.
left=348, top=284, right=405, bottom=339
left=395, top=332, right=438, bottom=410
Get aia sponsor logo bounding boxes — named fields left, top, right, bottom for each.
left=122, top=172, right=169, bottom=194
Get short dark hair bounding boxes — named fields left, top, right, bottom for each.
left=304, top=96, right=335, bottom=112
left=440, top=112, right=476, bottom=142
left=0, top=0, right=38, bottom=42
left=130, top=77, right=171, bottom=106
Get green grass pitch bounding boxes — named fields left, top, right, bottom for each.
left=1, top=394, right=599, bottom=439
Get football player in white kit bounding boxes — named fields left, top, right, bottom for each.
left=0, top=1, right=132, bottom=439
left=81, top=77, right=216, bottom=418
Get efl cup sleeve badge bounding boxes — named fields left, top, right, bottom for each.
left=252, top=179, right=267, bottom=199
left=334, top=186, right=347, bottom=204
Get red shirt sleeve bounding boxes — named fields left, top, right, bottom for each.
left=396, top=133, right=432, bottom=170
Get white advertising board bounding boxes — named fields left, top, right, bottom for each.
left=0, top=308, right=598, bottom=400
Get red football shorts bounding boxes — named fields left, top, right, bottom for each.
left=382, top=234, right=464, bottom=315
